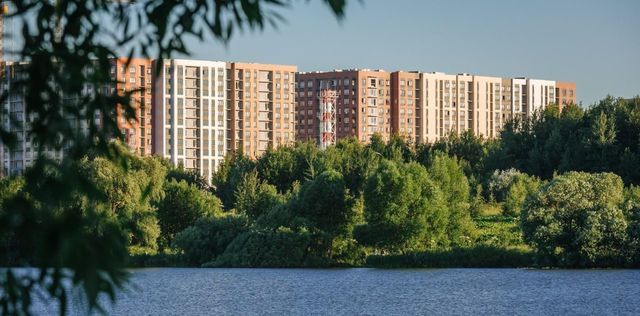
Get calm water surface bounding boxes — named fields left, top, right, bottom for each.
left=36, top=268, right=640, bottom=315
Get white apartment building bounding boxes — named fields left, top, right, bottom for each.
left=152, top=59, right=227, bottom=183
left=511, top=78, right=556, bottom=116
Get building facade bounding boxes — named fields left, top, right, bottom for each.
left=111, top=58, right=153, bottom=155
left=0, top=61, right=101, bottom=176
left=296, top=69, right=393, bottom=143
left=555, top=81, right=577, bottom=110
left=152, top=59, right=228, bottom=183
left=226, top=62, right=297, bottom=158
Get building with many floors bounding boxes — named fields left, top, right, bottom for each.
left=152, top=59, right=228, bottom=183
left=111, top=58, right=154, bottom=156
left=296, top=69, right=393, bottom=144
left=226, top=62, right=297, bottom=158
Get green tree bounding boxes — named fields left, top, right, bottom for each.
left=426, top=152, right=476, bottom=246
left=157, top=180, right=222, bottom=248
left=355, top=160, right=448, bottom=253
left=521, top=172, right=628, bottom=267
left=503, top=174, right=541, bottom=217
left=173, top=214, right=249, bottom=266
left=212, top=152, right=256, bottom=210
left=234, top=171, right=284, bottom=219
left=295, top=170, right=356, bottom=235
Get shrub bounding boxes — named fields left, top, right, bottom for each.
left=521, top=172, right=628, bottom=267
left=173, top=214, right=249, bottom=266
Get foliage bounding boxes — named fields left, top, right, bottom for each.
left=425, top=151, right=476, bottom=246
left=521, top=172, right=628, bottom=267
left=355, top=160, right=448, bottom=253
left=157, top=180, right=222, bottom=249
left=208, top=227, right=327, bottom=268
left=212, top=152, right=256, bottom=210
left=234, top=171, right=284, bottom=219
left=0, top=0, right=348, bottom=314
left=173, top=214, right=250, bottom=266
left=78, top=151, right=167, bottom=254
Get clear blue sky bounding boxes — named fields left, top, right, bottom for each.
left=182, top=0, right=639, bottom=106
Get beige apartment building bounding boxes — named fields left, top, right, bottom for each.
left=296, top=69, right=393, bottom=143
left=226, top=62, right=297, bottom=158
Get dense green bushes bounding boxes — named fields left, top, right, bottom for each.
left=521, top=172, right=638, bottom=267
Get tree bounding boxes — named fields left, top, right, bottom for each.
left=157, top=180, right=222, bottom=249
left=503, top=174, right=541, bottom=217
left=318, top=137, right=380, bottom=195
left=425, top=152, right=476, bottom=246
left=355, top=160, right=449, bottom=253
left=173, top=214, right=249, bottom=266
left=78, top=150, right=168, bottom=254
left=521, top=172, right=628, bottom=267
left=295, top=170, right=356, bottom=236
left=234, top=171, right=284, bottom=219
left=212, top=152, right=256, bottom=210
left=256, top=142, right=321, bottom=192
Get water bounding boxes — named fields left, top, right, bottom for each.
left=34, top=268, right=640, bottom=315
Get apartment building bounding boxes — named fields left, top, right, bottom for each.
left=0, top=61, right=100, bottom=176
left=226, top=62, right=296, bottom=158
left=390, top=71, right=420, bottom=142
left=111, top=58, right=153, bottom=155
left=296, top=69, right=392, bottom=143
left=152, top=59, right=228, bottom=183
left=555, top=81, right=577, bottom=110
left=512, top=78, right=556, bottom=117
left=418, top=73, right=505, bottom=142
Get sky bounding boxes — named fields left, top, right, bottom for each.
left=181, top=0, right=640, bottom=106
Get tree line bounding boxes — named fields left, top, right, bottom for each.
left=2, top=96, right=640, bottom=270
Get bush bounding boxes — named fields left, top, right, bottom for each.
left=173, top=214, right=249, bottom=266
left=157, top=180, right=222, bottom=247
left=208, top=227, right=328, bottom=267
left=521, top=172, right=628, bottom=267
left=355, top=160, right=448, bottom=253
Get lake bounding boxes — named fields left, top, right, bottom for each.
left=35, top=268, right=640, bottom=315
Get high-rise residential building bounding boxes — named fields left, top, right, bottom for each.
left=512, top=78, right=556, bottom=117
left=111, top=57, right=153, bottom=155
left=152, top=59, right=228, bottom=183
left=555, top=81, right=577, bottom=110
left=226, top=62, right=297, bottom=158
left=296, top=69, right=392, bottom=143
left=418, top=73, right=505, bottom=142
left=0, top=61, right=100, bottom=176
left=390, top=71, right=420, bottom=142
